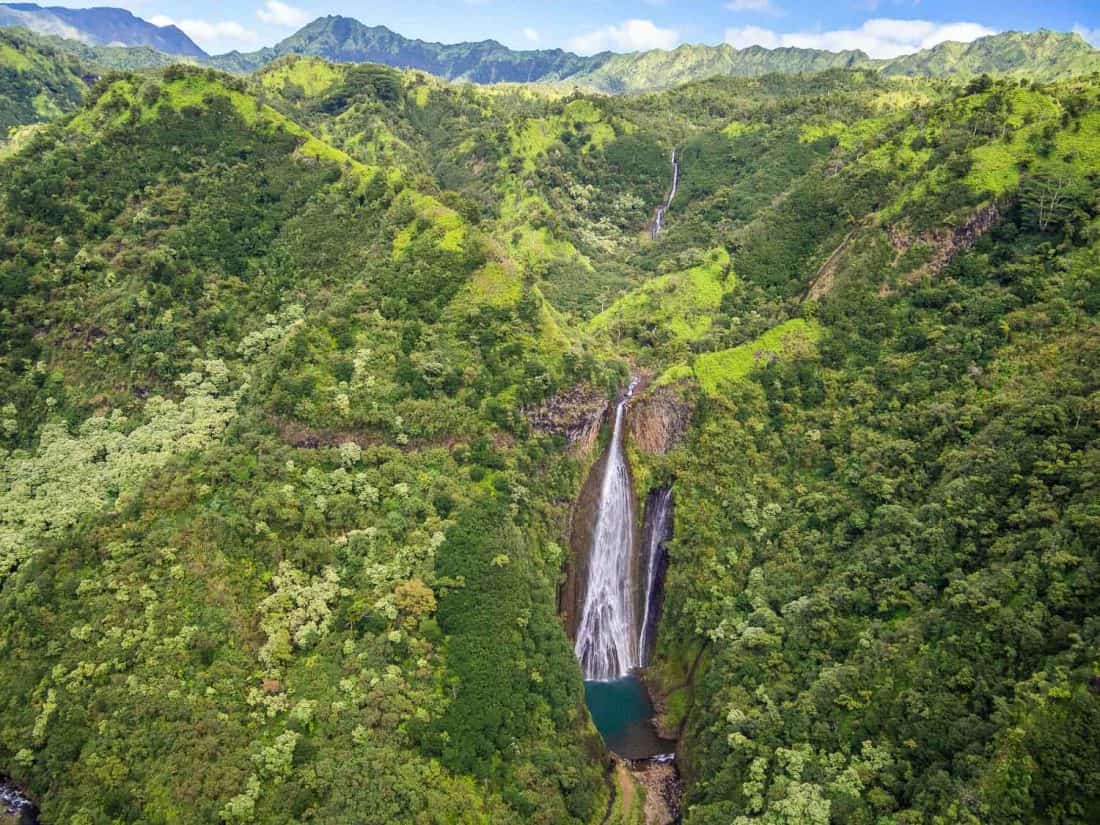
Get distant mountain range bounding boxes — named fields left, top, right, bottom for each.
left=2, top=9, right=1099, bottom=92
left=0, top=2, right=204, bottom=57
left=210, top=16, right=598, bottom=80
left=210, top=17, right=1100, bottom=89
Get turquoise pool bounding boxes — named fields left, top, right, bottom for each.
left=583, top=675, right=675, bottom=759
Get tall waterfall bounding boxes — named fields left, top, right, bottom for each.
left=574, top=381, right=639, bottom=681
left=638, top=487, right=673, bottom=665
left=650, top=149, right=679, bottom=239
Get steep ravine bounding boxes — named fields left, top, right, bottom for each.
left=561, top=380, right=693, bottom=824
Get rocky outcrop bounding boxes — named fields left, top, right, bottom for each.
left=626, top=386, right=691, bottom=455
left=623, top=758, right=681, bottom=825
left=638, top=487, right=673, bottom=666
left=889, top=202, right=1002, bottom=282
left=0, top=782, right=36, bottom=825
left=526, top=383, right=610, bottom=456
left=561, top=446, right=604, bottom=640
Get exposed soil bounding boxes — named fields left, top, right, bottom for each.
left=888, top=202, right=1002, bottom=284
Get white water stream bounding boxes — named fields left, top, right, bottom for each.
left=650, top=149, right=679, bottom=239
left=574, top=380, right=639, bottom=680
left=638, top=486, right=673, bottom=665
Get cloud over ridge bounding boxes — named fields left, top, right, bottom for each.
left=724, top=18, right=999, bottom=59
left=569, top=19, right=681, bottom=55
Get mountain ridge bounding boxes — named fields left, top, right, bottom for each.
left=2, top=10, right=1100, bottom=92
left=209, top=16, right=608, bottom=81
left=0, top=2, right=205, bottom=56
left=206, top=17, right=1100, bottom=89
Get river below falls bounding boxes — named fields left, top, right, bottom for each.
left=584, top=675, right=675, bottom=760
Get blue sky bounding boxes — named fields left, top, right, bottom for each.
left=56, top=0, right=1100, bottom=56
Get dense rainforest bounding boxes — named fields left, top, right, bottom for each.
left=0, top=28, right=1097, bottom=825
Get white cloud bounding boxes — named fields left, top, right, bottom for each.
left=724, top=17, right=998, bottom=59
left=725, top=0, right=784, bottom=15
left=724, top=24, right=781, bottom=50
left=569, top=19, right=680, bottom=55
left=150, top=14, right=260, bottom=52
left=522, top=26, right=540, bottom=43
left=1073, top=24, right=1100, bottom=47
left=256, top=1, right=310, bottom=28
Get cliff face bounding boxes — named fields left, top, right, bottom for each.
left=525, top=383, right=610, bottom=457
left=889, top=202, right=1002, bottom=283
left=561, top=444, right=604, bottom=640
left=626, top=386, right=692, bottom=455
left=562, top=440, right=644, bottom=643
left=559, top=382, right=689, bottom=643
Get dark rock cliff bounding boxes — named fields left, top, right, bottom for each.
left=526, top=383, right=610, bottom=457
left=626, top=385, right=692, bottom=455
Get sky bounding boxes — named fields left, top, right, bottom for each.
left=47, top=0, right=1100, bottom=56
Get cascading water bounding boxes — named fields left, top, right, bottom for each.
left=574, top=379, right=639, bottom=681
left=574, top=381, right=677, bottom=761
left=650, top=149, right=679, bottom=239
left=638, top=486, right=673, bottom=666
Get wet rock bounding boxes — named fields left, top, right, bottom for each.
left=0, top=782, right=36, bottom=825
left=638, top=487, right=673, bottom=666
left=525, top=383, right=610, bottom=456
left=627, top=386, right=691, bottom=455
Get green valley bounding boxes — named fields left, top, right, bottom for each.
left=0, top=12, right=1098, bottom=825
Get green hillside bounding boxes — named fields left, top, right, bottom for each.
left=572, top=43, right=867, bottom=93
left=882, top=30, right=1100, bottom=79
left=0, top=26, right=85, bottom=132
left=0, top=62, right=615, bottom=824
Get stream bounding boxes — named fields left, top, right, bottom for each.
left=650, top=149, right=679, bottom=239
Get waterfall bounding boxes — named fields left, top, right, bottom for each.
left=650, top=149, right=679, bottom=239
left=638, top=487, right=673, bottom=665
left=574, top=380, right=639, bottom=681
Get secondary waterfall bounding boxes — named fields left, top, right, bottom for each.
left=638, top=486, right=673, bottom=665
left=650, top=149, right=679, bottom=239
left=574, top=379, right=639, bottom=681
